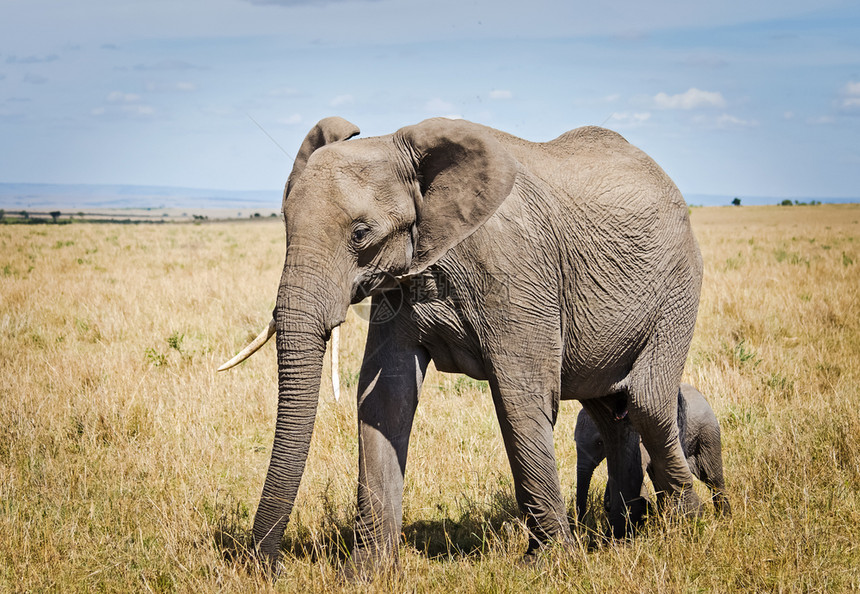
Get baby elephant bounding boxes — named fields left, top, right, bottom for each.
left=575, top=384, right=730, bottom=524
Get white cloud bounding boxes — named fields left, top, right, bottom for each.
left=94, top=91, right=155, bottom=118
left=840, top=81, right=860, bottom=111
left=489, top=89, right=512, bottom=100
left=608, top=112, right=651, bottom=126
left=107, top=91, right=141, bottom=103
left=843, top=81, right=860, bottom=96
left=329, top=94, right=354, bottom=107
left=654, top=88, right=726, bottom=110
left=91, top=103, right=155, bottom=118
left=604, top=93, right=621, bottom=103
left=691, top=113, right=757, bottom=129
left=123, top=104, right=155, bottom=117
left=715, top=114, right=757, bottom=128
left=6, top=54, right=59, bottom=64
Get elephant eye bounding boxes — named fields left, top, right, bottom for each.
left=351, top=224, right=370, bottom=245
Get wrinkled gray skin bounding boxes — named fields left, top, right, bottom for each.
left=575, top=384, right=731, bottom=526
left=248, top=116, right=703, bottom=575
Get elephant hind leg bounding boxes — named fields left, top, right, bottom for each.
left=626, top=323, right=703, bottom=519
left=695, top=470, right=732, bottom=516
left=628, top=392, right=701, bottom=518
left=579, top=398, right=648, bottom=539
left=695, top=439, right=732, bottom=516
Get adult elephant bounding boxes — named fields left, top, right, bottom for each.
left=220, top=116, right=703, bottom=574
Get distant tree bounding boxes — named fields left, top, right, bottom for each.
left=253, top=212, right=261, bottom=218
left=21, top=210, right=29, bottom=220
left=731, top=197, right=741, bottom=206
left=780, top=199, right=793, bottom=206
left=0, top=209, right=5, bottom=221
left=50, top=211, right=61, bottom=223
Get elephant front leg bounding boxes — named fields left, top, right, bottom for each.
left=348, top=317, right=430, bottom=578
left=352, top=403, right=416, bottom=574
left=491, top=384, right=572, bottom=553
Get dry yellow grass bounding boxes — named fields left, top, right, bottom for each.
left=1, top=205, right=858, bottom=592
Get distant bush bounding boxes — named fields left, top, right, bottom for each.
left=782, top=199, right=822, bottom=206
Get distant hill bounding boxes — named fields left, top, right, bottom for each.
left=0, top=183, right=280, bottom=210
left=685, top=194, right=859, bottom=207
left=0, top=183, right=856, bottom=210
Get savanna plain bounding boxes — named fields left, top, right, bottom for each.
left=1, top=205, right=859, bottom=592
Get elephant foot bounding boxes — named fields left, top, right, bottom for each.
left=518, top=549, right=542, bottom=568
left=339, top=546, right=399, bottom=583
left=657, top=487, right=703, bottom=519
left=249, top=528, right=287, bottom=581
left=519, top=537, right=577, bottom=569
left=250, top=549, right=282, bottom=581
left=607, top=496, right=650, bottom=539
left=714, top=493, right=732, bottom=517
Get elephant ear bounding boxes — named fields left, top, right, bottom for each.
left=396, top=118, right=518, bottom=274
left=284, top=116, right=360, bottom=200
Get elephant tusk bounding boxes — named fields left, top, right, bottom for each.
left=331, top=326, right=340, bottom=401
left=217, top=319, right=276, bottom=372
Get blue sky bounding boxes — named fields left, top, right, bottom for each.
left=1, top=0, right=859, bottom=200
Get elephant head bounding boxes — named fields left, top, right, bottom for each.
left=219, top=117, right=518, bottom=567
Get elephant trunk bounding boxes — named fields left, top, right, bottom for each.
left=575, top=465, right=594, bottom=524
left=252, top=267, right=338, bottom=567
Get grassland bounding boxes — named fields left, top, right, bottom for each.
left=1, top=205, right=859, bottom=592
